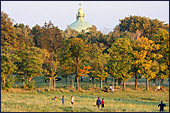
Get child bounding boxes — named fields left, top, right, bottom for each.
left=52, top=96, right=58, bottom=100
left=101, top=98, right=104, bottom=108
left=62, top=96, right=64, bottom=105
left=71, top=96, right=74, bottom=105
left=54, top=96, right=58, bottom=100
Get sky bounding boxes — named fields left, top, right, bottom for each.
left=1, top=1, right=169, bottom=33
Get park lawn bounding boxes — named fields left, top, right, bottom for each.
left=1, top=89, right=169, bottom=112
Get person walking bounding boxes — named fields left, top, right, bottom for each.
left=62, top=96, right=64, bottom=105
left=96, top=97, right=102, bottom=108
left=158, top=101, right=166, bottom=112
left=101, top=98, right=104, bottom=108
left=71, top=96, right=74, bottom=105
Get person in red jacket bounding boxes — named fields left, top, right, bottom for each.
left=101, top=98, right=104, bottom=108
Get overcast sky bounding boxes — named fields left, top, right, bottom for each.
left=1, top=1, right=169, bottom=33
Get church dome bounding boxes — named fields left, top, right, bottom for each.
left=69, top=20, right=92, bottom=32
left=67, top=3, right=92, bottom=32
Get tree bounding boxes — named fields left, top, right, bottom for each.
left=1, top=11, right=18, bottom=48
left=108, top=38, right=133, bottom=90
left=133, top=36, right=161, bottom=91
left=1, top=42, right=18, bottom=89
left=62, top=37, right=90, bottom=91
left=142, top=60, right=159, bottom=91
left=14, top=23, right=34, bottom=48
left=63, top=26, right=79, bottom=40
left=31, top=24, right=42, bottom=47
left=150, top=28, right=169, bottom=87
left=118, top=15, right=168, bottom=37
left=16, top=44, right=47, bottom=89
left=130, top=36, right=153, bottom=90
left=89, top=43, right=109, bottom=89
left=34, top=21, right=63, bottom=89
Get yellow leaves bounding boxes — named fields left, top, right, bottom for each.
left=134, top=36, right=154, bottom=51
left=133, top=50, right=147, bottom=60
left=148, top=40, right=153, bottom=44
left=137, top=70, right=141, bottom=74
left=73, top=38, right=83, bottom=43
left=160, top=65, right=166, bottom=71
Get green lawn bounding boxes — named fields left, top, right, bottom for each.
left=1, top=76, right=169, bottom=112
left=1, top=89, right=169, bottom=112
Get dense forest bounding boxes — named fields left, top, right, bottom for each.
left=1, top=11, right=169, bottom=91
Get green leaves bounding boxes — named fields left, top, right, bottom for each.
left=118, top=15, right=168, bottom=37
left=1, top=12, right=18, bottom=47
left=1, top=43, right=18, bottom=87
left=108, top=37, right=133, bottom=89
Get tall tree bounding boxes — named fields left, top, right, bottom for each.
left=34, top=21, right=63, bottom=89
left=1, top=42, right=18, bottom=88
left=150, top=28, right=169, bottom=86
left=133, top=36, right=161, bottom=91
left=118, top=15, right=169, bottom=37
left=62, top=37, right=90, bottom=91
left=108, top=38, right=133, bottom=90
left=89, top=43, right=109, bottom=89
left=16, top=44, right=48, bottom=89
left=1, top=12, right=18, bottom=47
left=14, top=23, right=35, bottom=48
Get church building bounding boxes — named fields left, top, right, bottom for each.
left=67, top=3, right=93, bottom=32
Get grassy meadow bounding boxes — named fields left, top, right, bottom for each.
left=1, top=76, right=169, bottom=112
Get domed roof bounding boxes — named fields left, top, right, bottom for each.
left=67, top=3, right=92, bottom=32
left=69, top=20, right=92, bottom=32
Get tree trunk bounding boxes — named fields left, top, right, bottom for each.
left=160, top=79, right=163, bottom=87
left=105, top=77, right=108, bottom=84
left=135, top=71, right=138, bottom=90
left=65, top=76, right=67, bottom=83
left=92, top=76, right=94, bottom=84
left=76, top=76, right=79, bottom=91
left=153, top=79, right=156, bottom=86
left=2, top=79, right=6, bottom=87
left=112, top=77, right=114, bottom=88
left=51, top=77, right=53, bottom=89
left=100, top=79, right=103, bottom=89
left=69, top=75, right=71, bottom=88
left=146, top=78, right=149, bottom=91
left=49, top=78, right=51, bottom=90
left=123, top=81, right=126, bottom=91
left=92, top=77, right=95, bottom=88
left=76, top=57, right=79, bottom=91
left=72, top=76, right=74, bottom=88
left=53, top=77, right=55, bottom=89
left=118, top=78, right=121, bottom=85
left=116, top=79, right=118, bottom=88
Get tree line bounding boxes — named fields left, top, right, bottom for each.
left=1, top=11, right=169, bottom=91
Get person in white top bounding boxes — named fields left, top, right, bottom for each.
left=110, top=85, right=114, bottom=92
left=71, top=96, right=74, bottom=105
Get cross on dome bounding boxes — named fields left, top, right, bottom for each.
left=79, top=3, right=81, bottom=8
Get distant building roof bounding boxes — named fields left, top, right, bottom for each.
left=67, top=3, right=92, bottom=32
